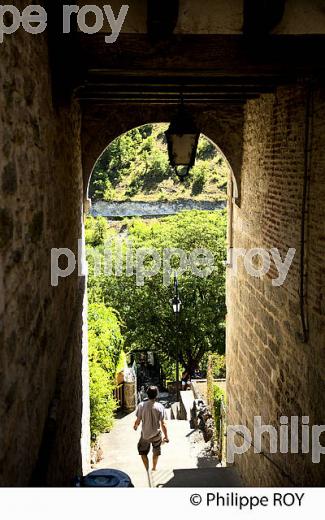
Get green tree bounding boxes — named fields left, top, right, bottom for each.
left=88, top=303, right=124, bottom=439
left=85, top=216, right=112, bottom=248
left=87, top=210, right=227, bottom=376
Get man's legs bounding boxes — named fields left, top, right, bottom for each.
left=152, top=434, right=162, bottom=471
left=138, top=436, right=150, bottom=471
left=152, top=453, right=159, bottom=471
left=141, top=454, right=149, bottom=471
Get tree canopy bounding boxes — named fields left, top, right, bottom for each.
left=86, top=210, right=227, bottom=376
left=88, top=302, right=124, bottom=438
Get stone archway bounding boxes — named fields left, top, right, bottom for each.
left=84, top=122, right=234, bottom=486
left=81, top=104, right=244, bottom=203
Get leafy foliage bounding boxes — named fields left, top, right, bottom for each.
left=86, top=210, right=227, bottom=376
left=205, top=352, right=226, bottom=379
left=89, top=124, right=229, bottom=202
left=85, top=216, right=112, bottom=248
left=213, top=383, right=226, bottom=438
left=88, top=303, right=124, bottom=439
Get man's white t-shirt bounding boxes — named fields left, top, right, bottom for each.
left=136, top=400, right=166, bottom=440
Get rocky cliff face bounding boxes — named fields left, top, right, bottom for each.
left=91, top=199, right=226, bottom=219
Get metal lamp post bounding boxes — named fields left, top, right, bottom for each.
left=171, top=273, right=182, bottom=401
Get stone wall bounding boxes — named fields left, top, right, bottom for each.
left=0, top=2, right=87, bottom=485
left=226, top=83, right=325, bottom=485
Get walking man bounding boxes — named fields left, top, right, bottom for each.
left=133, top=386, right=169, bottom=473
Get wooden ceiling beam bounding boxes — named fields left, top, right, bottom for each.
left=77, top=34, right=325, bottom=79
left=78, top=98, right=248, bottom=105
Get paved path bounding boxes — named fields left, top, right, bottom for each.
left=94, top=411, right=243, bottom=487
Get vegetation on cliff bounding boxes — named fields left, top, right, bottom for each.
left=89, top=124, right=228, bottom=202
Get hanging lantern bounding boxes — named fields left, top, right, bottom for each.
left=165, top=102, right=200, bottom=181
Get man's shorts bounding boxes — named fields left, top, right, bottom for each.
left=137, top=433, right=162, bottom=456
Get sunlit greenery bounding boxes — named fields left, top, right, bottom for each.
left=89, top=124, right=228, bottom=202
left=87, top=210, right=227, bottom=376
left=87, top=124, right=228, bottom=437
left=213, top=383, right=226, bottom=438
left=88, top=303, right=124, bottom=439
